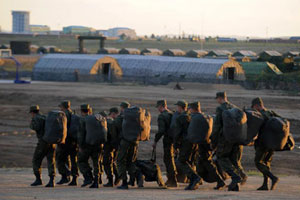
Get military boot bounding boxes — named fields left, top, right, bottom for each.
left=165, top=176, right=178, bottom=188
left=117, top=179, right=129, bottom=190
left=114, top=176, right=121, bottom=186
left=56, top=175, right=70, bottom=185
left=89, top=176, right=99, bottom=188
left=31, top=174, right=43, bottom=186
left=45, top=176, right=55, bottom=187
left=103, top=177, right=113, bottom=187
left=81, top=174, right=93, bottom=187
left=128, top=175, right=135, bottom=186
left=265, top=172, right=279, bottom=190
left=257, top=175, right=269, bottom=191
left=214, top=178, right=226, bottom=190
left=185, top=174, right=202, bottom=190
left=68, top=176, right=78, bottom=186
left=228, top=178, right=241, bottom=192
left=136, top=172, right=144, bottom=188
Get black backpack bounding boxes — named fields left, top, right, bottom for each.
left=68, top=114, right=80, bottom=140
left=85, top=114, right=107, bottom=145
left=135, top=148, right=165, bottom=187
left=43, top=111, right=67, bottom=144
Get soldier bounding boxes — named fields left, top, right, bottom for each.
left=251, top=97, right=280, bottom=190
left=174, top=100, right=202, bottom=190
left=56, top=100, right=79, bottom=185
left=29, top=105, right=56, bottom=187
left=152, top=100, right=178, bottom=187
left=116, top=101, right=141, bottom=189
left=210, top=92, right=247, bottom=191
left=188, top=102, right=226, bottom=190
left=103, top=107, right=120, bottom=187
left=78, top=104, right=103, bottom=188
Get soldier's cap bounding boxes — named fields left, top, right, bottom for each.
left=251, top=97, right=264, bottom=107
left=59, top=100, right=71, bottom=109
left=99, top=110, right=108, bottom=117
left=215, top=92, right=227, bottom=99
left=29, top=105, right=39, bottom=113
left=156, top=100, right=167, bottom=108
left=174, top=100, right=188, bottom=108
left=109, top=107, right=119, bottom=115
left=188, top=102, right=201, bottom=110
left=80, top=104, right=90, bottom=110
left=120, top=101, right=130, bottom=108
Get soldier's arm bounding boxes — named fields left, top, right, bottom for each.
left=154, top=115, right=167, bottom=143
left=174, top=115, right=184, bottom=142
left=210, top=107, right=223, bottom=147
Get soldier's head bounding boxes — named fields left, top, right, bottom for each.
left=120, top=101, right=130, bottom=112
left=80, top=104, right=90, bottom=116
left=108, top=107, right=119, bottom=119
left=59, top=100, right=71, bottom=111
left=251, top=97, right=264, bottom=111
left=156, top=100, right=167, bottom=113
left=175, top=100, right=188, bottom=113
left=29, top=105, right=40, bottom=117
left=215, top=92, right=227, bottom=104
left=99, top=110, right=108, bottom=118
left=188, top=102, right=201, bottom=113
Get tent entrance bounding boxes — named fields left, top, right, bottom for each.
left=102, top=63, right=112, bottom=81
left=226, top=67, right=235, bottom=80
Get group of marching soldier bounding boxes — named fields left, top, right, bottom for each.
left=29, top=91, right=289, bottom=191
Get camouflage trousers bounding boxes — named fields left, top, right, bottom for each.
left=56, top=139, right=79, bottom=177
left=32, top=139, right=56, bottom=177
left=103, top=143, right=118, bottom=179
left=163, top=136, right=177, bottom=179
left=216, top=139, right=245, bottom=181
left=255, top=145, right=274, bottom=176
left=117, top=139, right=139, bottom=180
left=78, top=144, right=103, bottom=178
left=177, top=140, right=198, bottom=179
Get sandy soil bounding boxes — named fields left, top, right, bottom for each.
left=0, top=81, right=300, bottom=176
left=0, top=168, right=299, bottom=200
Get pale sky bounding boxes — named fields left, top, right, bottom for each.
left=1, top=0, right=300, bottom=37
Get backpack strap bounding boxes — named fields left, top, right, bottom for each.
left=151, top=147, right=156, bottom=162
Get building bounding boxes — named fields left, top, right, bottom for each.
left=233, top=50, right=257, bottom=62
left=186, top=50, right=208, bottom=58
left=258, top=51, right=283, bottom=62
left=33, top=54, right=246, bottom=82
left=217, top=37, right=237, bottom=42
left=163, top=49, right=186, bottom=57
left=30, top=25, right=50, bottom=34
left=98, top=48, right=120, bottom=54
left=63, top=26, right=96, bottom=35
left=106, top=27, right=136, bottom=38
left=119, top=48, right=140, bottom=55
left=141, top=48, right=163, bottom=56
left=12, top=11, right=30, bottom=33
left=206, top=50, right=232, bottom=57
left=241, top=62, right=282, bottom=80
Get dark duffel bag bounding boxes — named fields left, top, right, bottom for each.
left=43, top=111, right=67, bottom=144
left=85, top=114, right=107, bottom=145
left=136, top=148, right=165, bottom=187
left=186, top=113, right=213, bottom=144
left=222, top=108, right=247, bottom=144
left=261, top=117, right=290, bottom=151
left=68, top=114, right=80, bottom=140
left=122, top=106, right=151, bottom=142
left=167, top=111, right=180, bottom=139
left=197, top=158, right=228, bottom=183
left=243, top=109, right=265, bottom=145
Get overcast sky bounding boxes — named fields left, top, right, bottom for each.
left=1, top=0, right=300, bottom=37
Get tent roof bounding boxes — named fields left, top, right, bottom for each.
left=260, top=51, right=282, bottom=57
left=241, top=62, right=282, bottom=76
left=233, top=50, right=257, bottom=57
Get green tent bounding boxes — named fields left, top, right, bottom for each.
left=241, top=62, right=282, bottom=80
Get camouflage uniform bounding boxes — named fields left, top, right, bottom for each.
left=211, top=101, right=246, bottom=183
left=103, top=117, right=118, bottom=181
left=174, top=111, right=198, bottom=180
left=115, top=111, right=139, bottom=181
left=56, top=109, right=79, bottom=178
left=255, top=109, right=280, bottom=179
left=154, top=109, right=177, bottom=182
left=31, top=113, right=56, bottom=177
left=77, top=115, right=103, bottom=179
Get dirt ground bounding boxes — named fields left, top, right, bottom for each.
left=0, top=81, right=300, bottom=176
left=0, top=168, right=300, bottom=200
